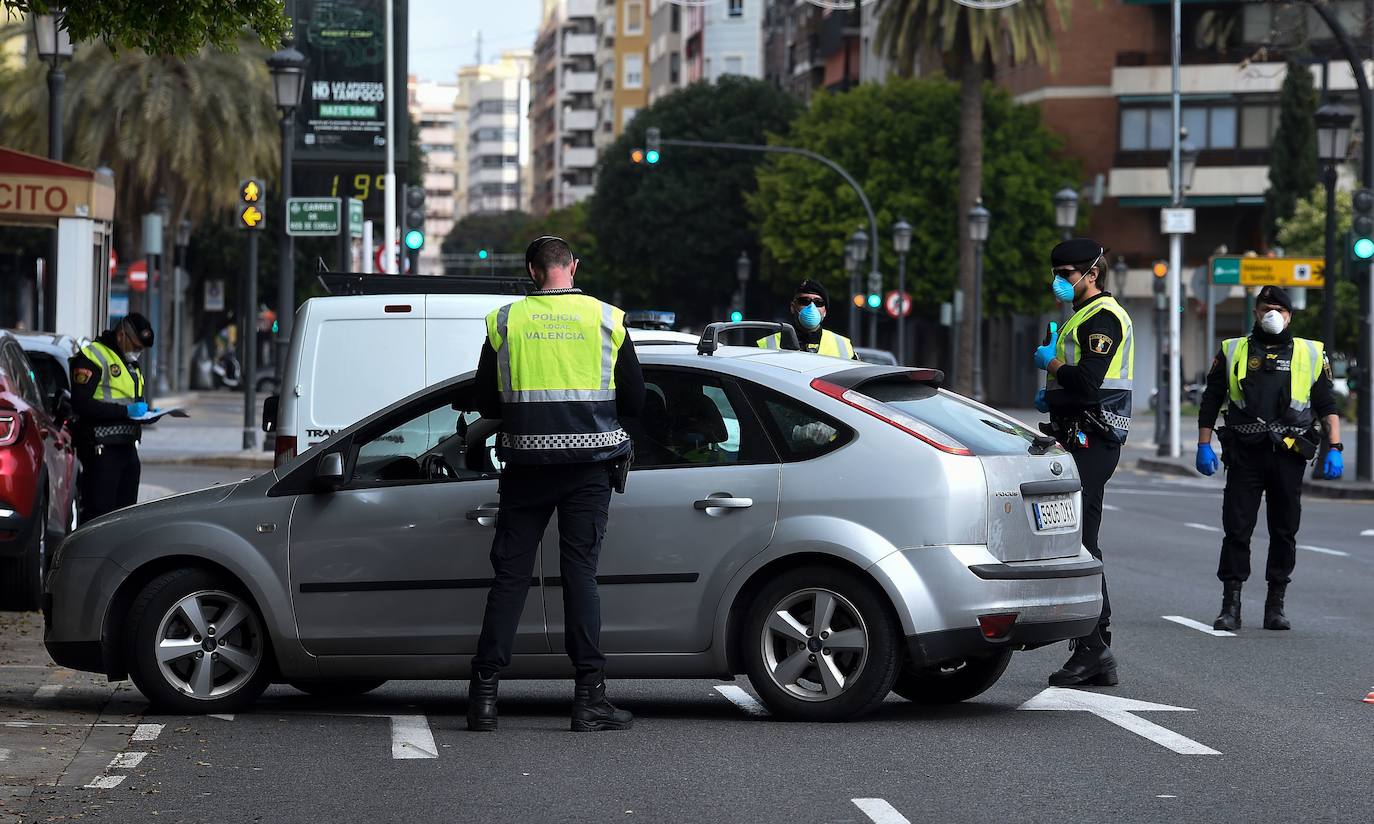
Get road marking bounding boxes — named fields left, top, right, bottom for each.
left=852, top=799, right=912, bottom=824
left=83, top=776, right=126, bottom=790
left=1110, top=488, right=1220, bottom=498
left=1163, top=616, right=1235, bottom=637
left=32, top=684, right=63, bottom=700
left=1362, top=529, right=1374, bottom=537
left=208, top=713, right=235, bottom=721
left=1299, top=544, right=1350, bottom=557
left=131, top=723, right=164, bottom=742
left=1184, top=522, right=1221, bottom=533
left=714, top=685, right=770, bottom=717
left=108, top=752, right=147, bottom=769
left=0, top=748, right=10, bottom=761
left=389, top=715, right=438, bottom=759
left=1020, top=687, right=1221, bottom=755
left=1103, top=504, right=1121, bottom=512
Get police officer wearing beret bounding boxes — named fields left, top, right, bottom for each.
left=1033, top=238, right=1134, bottom=687
left=69, top=313, right=155, bottom=523
left=1196, top=285, right=1341, bottom=631
left=466, top=236, right=645, bottom=732
left=757, top=280, right=858, bottom=359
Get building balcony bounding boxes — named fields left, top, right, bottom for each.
left=1108, top=165, right=1269, bottom=203
left=566, top=0, right=596, bottom=19
left=1110, top=60, right=1366, bottom=97
left=563, top=109, right=598, bottom=131
left=473, top=166, right=520, bottom=184
left=564, top=33, right=596, bottom=56
left=561, top=184, right=595, bottom=205
left=562, top=146, right=598, bottom=169
left=562, top=71, right=597, bottom=95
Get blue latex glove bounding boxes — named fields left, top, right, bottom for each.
left=1196, top=443, right=1220, bottom=476
left=1034, top=387, right=1049, bottom=413
left=1323, top=448, right=1343, bottom=480
left=1033, top=322, right=1059, bottom=371
left=126, top=401, right=149, bottom=419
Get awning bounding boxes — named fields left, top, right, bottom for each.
left=0, top=146, right=116, bottom=227
left=1118, top=195, right=1265, bottom=208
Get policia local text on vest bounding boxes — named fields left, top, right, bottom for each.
left=1196, top=284, right=1341, bottom=633
left=69, top=315, right=154, bottom=524
left=466, top=236, right=645, bottom=734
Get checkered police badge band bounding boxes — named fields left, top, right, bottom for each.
left=501, top=429, right=630, bottom=451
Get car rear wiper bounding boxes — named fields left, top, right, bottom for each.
left=1028, top=434, right=1058, bottom=455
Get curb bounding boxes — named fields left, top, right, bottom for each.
left=1135, top=457, right=1374, bottom=500
left=142, top=453, right=275, bottom=471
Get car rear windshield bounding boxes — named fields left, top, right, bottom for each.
left=857, top=380, right=1042, bottom=456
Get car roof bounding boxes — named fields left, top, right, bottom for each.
left=638, top=344, right=871, bottom=378
left=2, top=329, right=80, bottom=359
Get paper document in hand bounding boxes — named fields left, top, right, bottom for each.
left=131, top=407, right=189, bottom=423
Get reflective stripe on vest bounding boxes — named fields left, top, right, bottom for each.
left=486, top=294, right=630, bottom=464
left=1222, top=336, right=1323, bottom=416
left=757, top=330, right=855, bottom=359
left=81, top=340, right=142, bottom=404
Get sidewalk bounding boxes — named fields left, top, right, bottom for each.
left=137, top=390, right=275, bottom=471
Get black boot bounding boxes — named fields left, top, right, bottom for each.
left=1048, top=629, right=1118, bottom=687
left=1264, top=584, right=1291, bottom=630
left=570, top=680, right=633, bottom=732
left=1213, top=581, right=1242, bottom=631
left=466, top=670, right=499, bottom=732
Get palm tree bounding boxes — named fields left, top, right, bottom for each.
left=0, top=32, right=280, bottom=256
left=876, top=0, right=1073, bottom=394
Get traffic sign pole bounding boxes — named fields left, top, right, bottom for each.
left=243, top=230, right=258, bottom=452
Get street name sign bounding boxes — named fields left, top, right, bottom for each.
left=1209, top=255, right=1324, bottom=288
left=1160, top=207, right=1196, bottom=235
left=287, top=197, right=342, bottom=236
left=349, top=198, right=364, bottom=238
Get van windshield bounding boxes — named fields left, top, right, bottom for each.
left=857, top=381, right=1045, bottom=456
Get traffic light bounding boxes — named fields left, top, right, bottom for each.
left=645, top=127, right=661, bottom=165
left=237, top=178, right=266, bottom=231
left=630, top=149, right=645, bottom=164
left=477, top=248, right=489, bottom=260
left=866, top=292, right=881, bottom=310
left=1151, top=260, right=1168, bottom=278
left=1353, top=188, right=1374, bottom=260
left=402, top=184, right=426, bottom=264
left=852, top=293, right=865, bottom=309
left=729, top=310, right=743, bottom=322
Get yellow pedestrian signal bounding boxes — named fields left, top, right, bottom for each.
left=240, top=206, right=264, bottom=228
left=241, top=180, right=261, bottom=202
left=237, top=178, right=266, bottom=231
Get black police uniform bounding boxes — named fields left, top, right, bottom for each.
left=69, top=328, right=148, bottom=523
left=1198, top=311, right=1337, bottom=631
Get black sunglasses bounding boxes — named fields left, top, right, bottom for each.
left=793, top=296, right=826, bottom=307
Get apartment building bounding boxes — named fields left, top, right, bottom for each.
left=763, top=1, right=887, bottom=100
left=684, top=0, right=764, bottom=84
left=647, top=0, right=684, bottom=104
left=531, top=0, right=599, bottom=215
left=609, top=0, right=650, bottom=136
left=461, top=50, right=534, bottom=216
left=407, top=77, right=460, bottom=274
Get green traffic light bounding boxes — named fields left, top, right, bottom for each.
left=645, top=149, right=660, bottom=164
left=867, top=294, right=881, bottom=308
left=1355, top=237, right=1374, bottom=260
left=477, top=248, right=488, bottom=260
left=729, top=311, right=743, bottom=322
left=404, top=229, right=424, bottom=250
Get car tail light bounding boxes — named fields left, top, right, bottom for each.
left=810, top=379, right=972, bottom=456
left=0, top=412, right=21, bottom=447
left=978, top=612, right=1018, bottom=640
left=274, top=434, right=297, bottom=467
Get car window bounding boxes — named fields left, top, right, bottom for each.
left=349, top=384, right=502, bottom=485
left=23, top=351, right=67, bottom=409
left=752, top=388, right=852, bottom=461
left=3, top=344, right=43, bottom=409
left=859, top=382, right=1041, bottom=456
left=626, top=369, right=770, bottom=469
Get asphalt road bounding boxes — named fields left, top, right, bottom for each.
left=3, top=463, right=1372, bottom=823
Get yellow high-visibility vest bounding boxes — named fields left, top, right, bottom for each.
left=1044, top=295, right=1135, bottom=443
left=1220, top=335, right=1322, bottom=438
left=757, top=329, right=856, bottom=359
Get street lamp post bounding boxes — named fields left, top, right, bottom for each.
left=847, top=229, right=868, bottom=342
left=1316, top=105, right=1354, bottom=352
left=893, top=219, right=912, bottom=365
left=33, top=10, right=73, bottom=333
left=152, top=191, right=171, bottom=397
left=968, top=199, right=990, bottom=401
left=1164, top=128, right=1198, bottom=457
left=268, top=45, right=307, bottom=387
left=735, top=251, right=750, bottom=319
left=1054, top=186, right=1079, bottom=241
left=174, top=218, right=191, bottom=392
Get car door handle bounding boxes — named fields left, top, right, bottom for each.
left=693, top=496, right=753, bottom=511
left=465, top=503, right=500, bottom=527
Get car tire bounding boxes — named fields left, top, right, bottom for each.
left=891, top=649, right=1012, bottom=705
left=288, top=679, right=388, bottom=698
left=742, top=565, right=902, bottom=721
left=0, top=492, right=47, bottom=611
left=125, top=568, right=272, bottom=714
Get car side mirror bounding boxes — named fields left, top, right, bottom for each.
left=262, top=395, right=279, bottom=433
left=314, top=451, right=346, bottom=491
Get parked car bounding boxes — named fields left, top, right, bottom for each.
left=1, top=330, right=79, bottom=610
left=46, top=326, right=1101, bottom=719
left=855, top=347, right=899, bottom=366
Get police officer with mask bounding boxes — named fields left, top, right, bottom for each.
left=757, top=280, right=858, bottom=359
left=69, top=313, right=155, bottom=523
left=1196, top=285, right=1341, bottom=631
left=1033, top=238, right=1134, bottom=687
left=467, top=236, right=645, bottom=733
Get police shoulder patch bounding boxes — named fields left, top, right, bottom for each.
left=1087, top=333, right=1113, bottom=355
left=110, top=364, right=122, bottom=378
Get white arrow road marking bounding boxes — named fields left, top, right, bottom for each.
left=1019, top=687, right=1221, bottom=755
left=1163, top=616, right=1235, bottom=637
left=1184, top=522, right=1222, bottom=533
left=389, top=715, right=438, bottom=759
left=1299, top=544, right=1350, bottom=557
left=852, top=798, right=912, bottom=824
left=714, top=685, right=769, bottom=717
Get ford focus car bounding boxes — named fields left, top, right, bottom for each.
left=44, top=325, right=1102, bottom=720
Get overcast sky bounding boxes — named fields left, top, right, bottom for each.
left=408, top=0, right=543, bottom=82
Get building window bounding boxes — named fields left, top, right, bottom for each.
left=671, top=4, right=680, bottom=32
left=625, top=2, right=644, bottom=35
left=728, top=0, right=743, bottom=18
left=1240, top=104, right=1279, bottom=149
left=1119, top=103, right=1244, bottom=151
left=624, top=54, right=644, bottom=89
left=670, top=52, right=681, bottom=84
left=621, top=107, right=638, bottom=129
left=724, top=55, right=743, bottom=76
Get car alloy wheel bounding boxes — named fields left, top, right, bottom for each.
left=154, top=589, right=264, bottom=700
left=760, top=587, right=870, bottom=702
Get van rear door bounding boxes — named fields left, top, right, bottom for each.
left=423, top=295, right=517, bottom=385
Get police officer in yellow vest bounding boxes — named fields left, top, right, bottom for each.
left=757, top=280, right=858, bottom=359
left=467, top=236, right=645, bottom=733
left=1195, top=285, right=1341, bottom=632
left=1033, top=238, right=1133, bottom=688
left=69, top=313, right=155, bottom=523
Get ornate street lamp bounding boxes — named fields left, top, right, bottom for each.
left=1054, top=186, right=1079, bottom=241
left=968, top=199, right=990, bottom=400
left=892, top=219, right=912, bottom=365
left=268, top=45, right=308, bottom=385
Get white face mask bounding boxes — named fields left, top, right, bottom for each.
left=1260, top=309, right=1286, bottom=335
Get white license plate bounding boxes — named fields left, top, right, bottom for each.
left=1032, top=498, right=1077, bottom=531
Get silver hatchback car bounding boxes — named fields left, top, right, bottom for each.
left=44, top=333, right=1102, bottom=721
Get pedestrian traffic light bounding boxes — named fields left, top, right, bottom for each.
left=1353, top=188, right=1374, bottom=260
left=237, top=178, right=266, bottom=231
left=1152, top=260, right=1168, bottom=278
left=645, top=127, right=661, bottom=165
left=402, top=184, right=426, bottom=254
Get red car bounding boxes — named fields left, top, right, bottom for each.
left=0, top=330, right=79, bottom=610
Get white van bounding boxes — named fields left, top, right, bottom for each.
left=267, top=293, right=699, bottom=466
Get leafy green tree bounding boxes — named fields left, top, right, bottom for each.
left=3, top=1, right=288, bottom=56
left=752, top=78, right=1077, bottom=323
left=587, top=76, right=800, bottom=322
left=1276, top=185, right=1359, bottom=354
left=1265, top=59, right=1318, bottom=244
left=442, top=211, right=534, bottom=259
left=876, top=0, right=1075, bottom=393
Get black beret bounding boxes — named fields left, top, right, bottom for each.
left=1051, top=238, right=1106, bottom=268
left=122, top=312, right=154, bottom=347
left=794, top=279, right=829, bottom=305
left=1256, top=285, right=1293, bottom=312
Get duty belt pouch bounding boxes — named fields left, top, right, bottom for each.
left=610, top=446, right=633, bottom=494
left=1290, top=428, right=1320, bottom=461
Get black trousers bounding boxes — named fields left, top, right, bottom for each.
left=77, top=443, right=140, bottom=524
left=1218, top=443, right=1305, bottom=585
left=472, top=461, right=612, bottom=685
left=1070, top=441, right=1120, bottom=640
